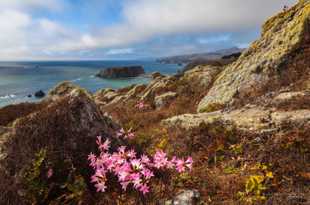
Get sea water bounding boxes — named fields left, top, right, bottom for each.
left=0, top=61, right=182, bottom=107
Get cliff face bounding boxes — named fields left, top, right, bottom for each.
left=198, top=1, right=310, bottom=112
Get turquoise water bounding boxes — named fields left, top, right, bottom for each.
left=0, top=61, right=182, bottom=107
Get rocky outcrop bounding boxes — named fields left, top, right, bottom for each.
left=94, top=84, right=147, bottom=106
left=181, top=65, right=223, bottom=88
left=158, top=4, right=310, bottom=203
left=198, top=2, right=310, bottom=112
left=221, top=52, right=242, bottom=60
left=155, top=92, right=177, bottom=109
left=271, top=91, right=310, bottom=109
left=181, top=57, right=237, bottom=74
left=0, top=83, right=118, bottom=204
left=151, top=72, right=165, bottom=79
left=48, top=81, right=88, bottom=98
left=34, top=90, right=45, bottom=98
left=94, top=64, right=224, bottom=111
left=140, top=76, right=178, bottom=102
left=163, top=106, right=310, bottom=134
left=96, top=66, right=145, bottom=79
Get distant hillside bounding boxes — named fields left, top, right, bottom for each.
left=157, top=47, right=244, bottom=64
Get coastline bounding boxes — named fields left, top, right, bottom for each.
left=0, top=60, right=182, bottom=108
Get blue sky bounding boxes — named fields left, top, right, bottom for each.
left=0, top=0, right=296, bottom=60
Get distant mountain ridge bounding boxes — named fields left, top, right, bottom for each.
left=157, top=47, right=244, bottom=64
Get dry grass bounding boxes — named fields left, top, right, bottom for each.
left=0, top=102, right=47, bottom=126
left=102, top=83, right=310, bottom=204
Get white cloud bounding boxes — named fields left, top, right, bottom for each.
left=106, top=48, right=134, bottom=55
left=236, top=42, right=250, bottom=49
left=0, top=0, right=62, bottom=11
left=89, top=0, right=296, bottom=48
left=197, top=35, right=231, bottom=44
left=0, top=10, right=31, bottom=59
left=0, top=0, right=298, bottom=60
left=0, top=0, right=66, bottom=60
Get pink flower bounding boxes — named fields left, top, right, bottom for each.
left=141, top=168, right=154, bottom=179
left=175, top=159, right=185, bottom=173
left=47, top=168, right=53, bottom=179
left=89, top=135, right=193, bottom=195
left=153, top=150, right=169, bottom=169
left=130, top=173, right=142, bottom=188
left=118, top=171, right=129, bottom=182
left=118, top=146, right=126, bottom=154
left=91, top=175, right=99, bottom=183
left=185, top=157, right=193, bottom=170
left=125, top=131, right=135, bottom=139
left=116, top=128, right=136, bottom=140
left=96, top=136, right=102, bottom=145
left=136, top=101, right=148, bottom=110
left=95, top=182, right=107, bottom=192
left=127, top=149, right=136, bottom=159
left=131, top=159, right=143, bottom=170
left=99, top=139, right=111, bottom=151
left=120, top=181, right=130, bottom=191
left=88, top=153, right=97, bottom=167
left=141, top=155, right=150, bottom=164
left=139, top=184, right=150, bottom=195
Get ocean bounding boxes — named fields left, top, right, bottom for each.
left=0, top=61, right=182, bottom=108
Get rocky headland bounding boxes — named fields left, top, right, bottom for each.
left=0, top=1, right=309, bottom=204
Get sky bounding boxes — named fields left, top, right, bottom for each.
left=0, top=0, right=297, bottom=60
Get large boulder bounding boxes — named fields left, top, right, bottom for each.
left=140, top=76, right=178, bottom=102
left=34, top=90, right=45, bottom=98
left=181, top=65, right=223, bottom=88
left=94, top=84, right=147, bottom=107
left=0, top=83, right=118, bottom=204
left=151, top=72, right=165, bottom=79
left=48, top=81, right=88, bottom=98
left=93, top=88, right=118, bottom=105
left=155, top=92, right=177, bottom=109
left=96, top=66, right=145, bottom=79
left=198, top=1, right=310, bottom=112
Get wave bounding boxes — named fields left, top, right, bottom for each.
left=0, top=94, right=17, bottom=100
left=71, top=78, right=82, bottom=82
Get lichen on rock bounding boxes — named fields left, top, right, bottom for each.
left=198, top=1, right=310, bottom=113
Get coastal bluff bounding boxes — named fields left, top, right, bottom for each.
left=96, top=66, right=145, bottom=79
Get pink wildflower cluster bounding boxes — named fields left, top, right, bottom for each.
left=88, top=136, right=193, bottom=195
left=135, top=101, right=146, bottom=110
left=116, top=128, right=135, bottom=140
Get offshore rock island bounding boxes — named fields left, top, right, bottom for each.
left=96, top=66, right=145, bottom=79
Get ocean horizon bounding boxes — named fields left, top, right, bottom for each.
left=0, top=60, right=182, bottom=107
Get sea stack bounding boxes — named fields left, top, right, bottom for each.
left=96, top=66, right=145, bottom=79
